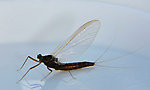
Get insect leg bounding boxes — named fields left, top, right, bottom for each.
left=17, top=56, right=39, bottom=71
left=41, top=67, right=52, bottom=81
left=68, top=71, right=76, bottom=79
left=16, top=63, right=41, bottom=84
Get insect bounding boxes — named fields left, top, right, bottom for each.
left=17, top=20, right=101, bottom=83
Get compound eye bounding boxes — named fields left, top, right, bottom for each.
left=37, top=54, right=42, bottom=59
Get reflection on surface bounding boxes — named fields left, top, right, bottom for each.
left=0, top=1, right=150, bottom=89
left=21, top=80, right=45, bottom=90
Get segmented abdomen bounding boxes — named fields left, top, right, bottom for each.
left=55, top=62, right=95, bottom=71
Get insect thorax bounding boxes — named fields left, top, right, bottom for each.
left=37, top=54, right=60, bottom=68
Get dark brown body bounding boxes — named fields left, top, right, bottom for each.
left=17, top=54, right=95, bottom=84
left=37, top=54, right=95, bottom=71
left=57, top=62, right=95, bottom=70
left=46, top=61, right=95, bottom=71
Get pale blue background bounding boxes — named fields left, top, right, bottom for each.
left=0, top=0, right=150, bottom=90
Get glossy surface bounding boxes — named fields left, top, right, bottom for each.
left=0, top=1, right=150, bottom=90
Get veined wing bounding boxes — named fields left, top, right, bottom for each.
left=51, top=20, right=101, bottom=62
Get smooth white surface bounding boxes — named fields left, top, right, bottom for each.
left=0, top=0, right=150, bottom=90
left=86, top=0, right=150, bottom=12
left=0, top=44, right=149, bottom=90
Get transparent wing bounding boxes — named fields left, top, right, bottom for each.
left=51, top=20, right=101, bottom=62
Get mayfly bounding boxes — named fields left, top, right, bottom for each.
left=17, top=20, right=101, bottom=83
